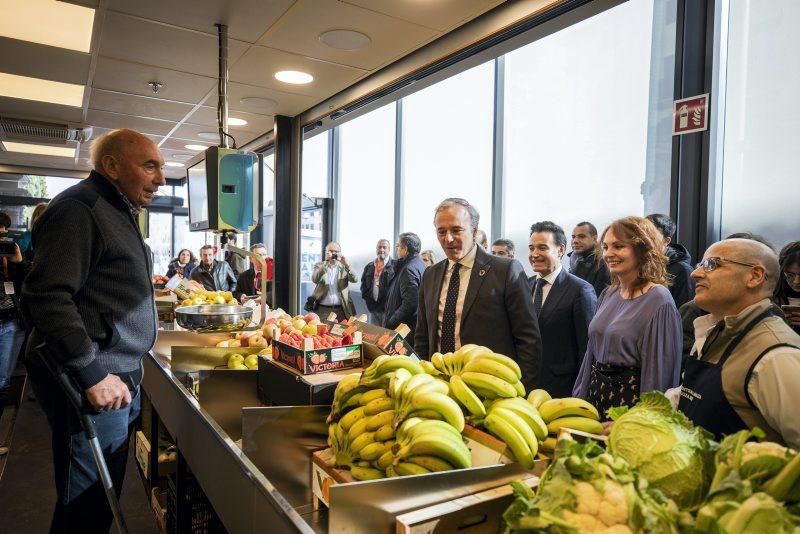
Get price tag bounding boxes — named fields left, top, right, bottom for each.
left=3, top=281, right=14, bottom=295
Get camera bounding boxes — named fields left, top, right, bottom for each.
left=331, top=252, right=339, bottom=260
left=0, top=231, right=22, bottom=258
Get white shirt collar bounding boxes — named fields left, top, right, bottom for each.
left=447, top=245, right=477, bottom=271
left=540, top=263, right=562, bottom=285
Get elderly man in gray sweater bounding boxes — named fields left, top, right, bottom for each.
left=22, top=128, right=164, bottom=533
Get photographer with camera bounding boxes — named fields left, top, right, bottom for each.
left=310, top=242, right=357, bottom=320
left=0, top=211, right=26, bottom=436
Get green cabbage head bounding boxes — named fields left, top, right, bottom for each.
left=607, top=392, right=716, bottom=509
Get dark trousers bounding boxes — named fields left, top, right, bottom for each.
left=27, top=363, right=141, bottom=534
left=317, top=304, right=347, bottom=322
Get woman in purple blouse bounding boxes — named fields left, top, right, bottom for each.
left=572, top=216, right=682, bottom=419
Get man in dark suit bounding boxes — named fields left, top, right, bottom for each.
left=528, top=221, right=597, bottom=397
left=384, top=232, right=426, bottom=342
left=234, top=243, right=272, bottom=305
left=360, top=239, right=393, bottom=325
left=415, top=198, right=542, bottom=389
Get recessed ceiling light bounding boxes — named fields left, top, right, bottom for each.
left=0, top=0, right=94, bottom=53
left=164, top=162, right=184, bottom=168
left=228, top=117, right=248, bottom=126
left=240, top=97, right=277, bottom=110
left=171, top=153, right=193, bottom=161
left=319, top=29, right=371, bottom=51
left=197, top=132, right=218, bottom=140
left=185, top=144, right=208, bottom=151
left=2, top=141, right=75, bottom=158
left=0, top=73, right=85, bottom=107
left=274, top=70, right=314, bottom=85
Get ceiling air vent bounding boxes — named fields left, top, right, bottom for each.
left=0, top=116, right=93, bottom=144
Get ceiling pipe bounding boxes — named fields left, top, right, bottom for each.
left=216, top=23, right=229, bottom=149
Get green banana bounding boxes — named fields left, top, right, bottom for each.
left=366, top=410, right=395, bottom=431
left=363, top=355, right=391, bottom=377
left=374, top=424, right=395, bottom=442
left=460, top=371, right=517, bottom=398
left=538, top=398, right=600, bottom=423
left=406, top=409, right=444, bottom=421
left=364, top=397, right=394, bottom=416
left=462, top=357, right=520, bottom=385
left=492, top=398, right=547, bottom=440
left=395, top=417, right=425, bottom=442
left=374, top=356, right=423, bottom=377
left=358, top=441, right=389, bottom=461
left=359, top=388, right=388, bottom=406
left=484, top=413, right=534, bottom=470
left=491, top=407, right=540, bottom=459
left=409, top=391, right=465, bottom=432
left=407, top=455, right=455, bottom=472
left=546, top=416, right=604, bottom=436
left=449, top=375, right=486, bottom=417
left=350, top=466, right=385, bottom=481
left=339, top=406, right=366, bottom=432
left=398, top=418, right=463, bottom=443
left=395, top=462, right=431, bottom=476
left=526, top=389, right=552, bottom=409
left=350, top=431, right=376, bottom=454
left=394, top=435, right=472, bottom=470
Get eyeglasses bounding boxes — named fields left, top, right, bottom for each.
left=695, top=257, right=758, bottom=272
left=786, top=272, right=800, bottom=282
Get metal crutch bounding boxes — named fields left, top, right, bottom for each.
left=36, top=342, right=129, bottom=534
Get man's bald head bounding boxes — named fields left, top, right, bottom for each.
left=91, top=129, right=155, bottom=174
left=708, top=238, right=779, bottom=294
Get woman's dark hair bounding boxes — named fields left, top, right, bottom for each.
left=174, top=248, right=197, bottom=264
left=775, top=241, right=800, bottom=303
left=0, top=212, right=11, bottom=229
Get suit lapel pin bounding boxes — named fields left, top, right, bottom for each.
left=479, top=269, right=486, bottom=277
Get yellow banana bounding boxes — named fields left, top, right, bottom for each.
left=468, top=352, right=522, bottom=379
left=513, top=380, right=525, bottom=397
left=363, top=355, right=390, bottom=377
left=364, top=397, right=394, bottom=416
left=546, top=416, right=604, bottom=436
left=359, top=388, right=388, bottom=406
left=443, top=352, right=455, bottom=374
left=538, top=398, right=599, bottom=423
left=408, top=379, right=450, bottom=399
left=385, top=465, right=399, bottom=477
left=491, top=407, right=539, bottom=459
left=484, top=413, right=534, bottom=470
left=343, top=392, right=363, bottom=409
left=350, top=431, right=377, bottom=454
left=339, top=406, right=366, bottom=432
left=460, top=345, right=493, bottom=365
left=376, top=450, right=395, bottom=470
left=409, top=391, right=465, bottom=432
left=374, top=424, right=395, bottom=442
left=399, top=373, right=436, bottom=398
left=398, top=418, right=463, bottom=443
left=395, top=462, right=431, bottom=476
left=419, top=360, right=442, bottom=376
left=373, top=356, right=423, bottom=377
left=540, top=436, right=558, bottom=453
left=431, top=352, right=446, bottom=373
left=366, top=410, right=395, bottom=431
left=406, top=409, right=444, bottom=421
left=347, top=417, right=370, bottom=441
left=350, top=466, right=385, bottom=481
left=358, top=441, right=389, bottom=461
left=492, top=398, right=547, bottom=440
left=390, top=368, right=413, bottom=399
left=460, top=372, right=517, bottom=398
left=526, top=389, right=552, bottom=410
left=395, top=435, right=471, bottom=470
left=406, top=455, right=454, bottom=472
left=462, top=357, right=520, bottom=385
left=449, top=375, right=486, bottom=417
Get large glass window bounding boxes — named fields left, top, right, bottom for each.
left=502, top=0, right=675, bottom=274
left=302, top=131, right=329, bottom=199
left=147, top=211, right=174, bottom=275
left=401, top=62, right=495, bottom=255
left=718, top=0, right=799, bottom=249
left=300, top=132, right=330, bottom=305
left=173, top=215, right=212, bottom=268
left=338, top=103, right=396, bottom=295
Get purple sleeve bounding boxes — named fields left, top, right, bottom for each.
left=639, top=299, right=683, bottom=393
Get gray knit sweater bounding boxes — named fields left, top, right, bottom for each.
left=22, top=171, right=157, bottom=389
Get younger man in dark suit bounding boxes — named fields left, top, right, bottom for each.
left=529, top=221, right=596, bottom=397
left=415, top=198, right=542, bottom=389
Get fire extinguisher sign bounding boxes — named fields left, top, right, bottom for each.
left=673, top=93, right=709, bottom=135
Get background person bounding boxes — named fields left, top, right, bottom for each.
left=775, top=241, right=800, bottom=334
left=191, top=244, right=237, bottom=292
left=224, top=232, right=248, bottom=276
left=360, top=239, right=393, bottom=325
left=415, top=198, right=542, bottom=389
left=475, top=228, right=489, bottom=250
left=527, top=221, right=596, bottom=397
left=0, top=211, right=25, bottom=429
left=234, top=243, right=272, bottom=305
left=311, top=242, right=357, bottom=320
left=573, top=216, right=682, bottom=418
left=421, top=250, right=437, bottom=267
left=23, top=202, right=48, bottom=263
left=383, top=233, right=426, bottom=342
left=568, top=221, right=610, bottom=296
left=491, top=238, right=515, bottom=259
left=646, top=213, right=695, bottom=308
left=165, top=248, right=197, bottom=278
left=21, top=128, right=164, bottom=532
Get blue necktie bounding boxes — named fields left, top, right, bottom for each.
left=440, top=263, right=461, bottom=353
left=533, top=277, right=546, bottom=316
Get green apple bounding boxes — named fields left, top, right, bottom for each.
left=227, top=353, right=245, bottom=369
left=244, top=354, right=259, bottom=368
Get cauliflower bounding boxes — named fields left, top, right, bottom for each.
left=738, top=441, right=793, bottom=466
left=571, top=480, right=630, bottom=528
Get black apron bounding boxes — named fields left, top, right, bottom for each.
left=587, top=362, right=640, bottom=420
left=678, top=309, right=774, bottom=440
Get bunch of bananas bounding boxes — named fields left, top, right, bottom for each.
left=359, top=354, right=423, bottom=389
left=384, top=418, right=472, bottom=477
left=391, top=370, right=465, bottom=432
left=328, top=373, right=369, bottom=422
left=482, top=397, right=548, bottom=469
left=532, top=394, right=604, bottom=453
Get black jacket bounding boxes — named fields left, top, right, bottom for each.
left=666, top=243, right=695, bottom=309
left=360, top=259, right=394, bottom=313
left=166, top=259, right=196, bottom=279
left=569, top=249, right=610, bottom=297
left=191, top=260, right=237, bottom=292
left=233, top=267, right=272, bottom=305
left=383, top=254, right=426, bottom=342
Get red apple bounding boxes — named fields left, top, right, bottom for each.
left=304, top=312, right=320, bottom=324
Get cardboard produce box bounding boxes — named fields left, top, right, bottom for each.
left=326, top=316, right=418, bottom=362
left=257, top=358, right=362, bottom=406
left=272, top=331, right=363, bottom=375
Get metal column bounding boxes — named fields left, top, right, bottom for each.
left=273, top=115, right=302, bottom=315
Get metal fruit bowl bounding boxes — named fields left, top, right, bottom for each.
left=175, top=304, right=253, bottom=332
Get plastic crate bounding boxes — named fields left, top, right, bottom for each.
left=166, top=470, right=226, bottom=534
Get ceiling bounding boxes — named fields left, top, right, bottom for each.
left=0, top=0, right=505, bottom=179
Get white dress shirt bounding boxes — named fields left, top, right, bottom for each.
left=533, top=264, right=562, bottom=306
left=666, top=306, right=800, bottom=448
left=320, top=263, right=342, bottom=306
left=437, top=245, right=477, bottom=352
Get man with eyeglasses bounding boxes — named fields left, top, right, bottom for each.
left=676, top=238, right=800, bottom=448
left=310, top=242, right=357, bottom=320
left=234, top=243, right=273, bottom=305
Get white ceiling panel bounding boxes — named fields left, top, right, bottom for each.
left=105, top=0, right=296, bottom=44
left=158, top=137, right=212, bottom=153
left=171, top=122, right=262, bottom=147
left=186, top=106, right=274, bottom=134
left=209, top=82, right=317, bottom=117
left=0, top=97, right=84, bottom=124
left=92, top=58, right=216, bottom=104
left=230, top=46, right=367, bottom=98
left=257, top=0, right=438, bottom=71
left=89, top=90, right=195, bottom=122
left=0, top=36, right=90, bottom=85
left=342, top=0, right=504, bottom=32
left=85, top=109, right=176, bottom=136
left=98, top=11, right=249, bottom=77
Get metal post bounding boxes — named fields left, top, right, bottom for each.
left=491, top=56, right=505, bottom=241
left=216, top=24, right=229, bottom=149
left=273, top=116, right=302, bottom=314
left=393, top=100, right=404, bottom=244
